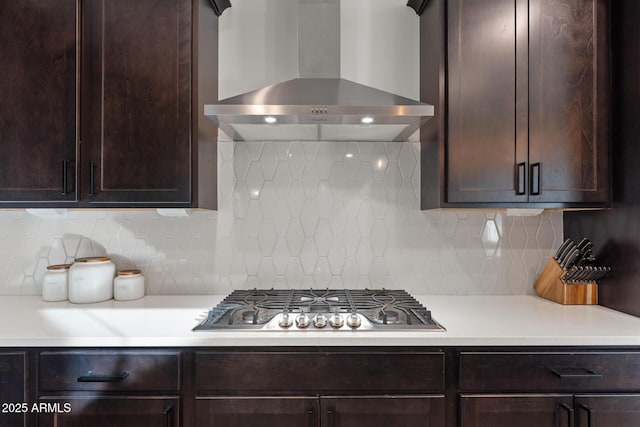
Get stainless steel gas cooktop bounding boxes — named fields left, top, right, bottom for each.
left=193, top=289, right=445, bottom=331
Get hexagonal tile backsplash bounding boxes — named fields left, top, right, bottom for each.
left=0, top=141, right=562, bottom=296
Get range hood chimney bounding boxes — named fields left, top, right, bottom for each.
left=205, top=0, right=434, bottom=142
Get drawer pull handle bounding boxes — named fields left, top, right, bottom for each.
left=550, top=367, right=603, bottom=379
left=77, top=371, right=130, bottom=382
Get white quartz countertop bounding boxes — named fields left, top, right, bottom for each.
left=1, top=295, right=639, bottom=347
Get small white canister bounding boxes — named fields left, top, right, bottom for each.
left=114, top=269, right=145, bottom=301
left=42, top=264, right=72, bottom=302
left=68, top=257, right=116, bottom=303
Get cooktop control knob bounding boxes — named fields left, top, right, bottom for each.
left=295, top=312, right=311, bottom=329
left=278, top=312, right=293, bottom=328
left=329, top=312, right=344, bottom=329
left=346, top=313, right=362, bottom=329
left=313, top=314, right=327, bottom=328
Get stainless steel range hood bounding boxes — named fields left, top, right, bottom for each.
left=205, top=0, right=434, bottom=142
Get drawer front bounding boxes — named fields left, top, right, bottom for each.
left=196, top=351, right=445, bottom=394
left=39, top=351, right=181, bottom=392
left=460, top=352, right=640, bottom=392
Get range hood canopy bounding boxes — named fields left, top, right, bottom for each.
left=206, top=0, right=434, bottom=142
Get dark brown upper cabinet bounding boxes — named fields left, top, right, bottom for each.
left=80, top=0, right=217, bottom=208
left=420, top=0, right=610, bottom=209
left=0, top=0, right=218, bottom=209
left=0, top=0, right=78, bottom=206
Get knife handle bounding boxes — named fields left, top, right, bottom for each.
left=562, top=248, right=581, bottom=270
left=555, top=238, right=573, bottom=260
left=557, top=242, right=576, bottom=267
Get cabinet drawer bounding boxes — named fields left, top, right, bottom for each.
left=39, top=351, right=181, bottom=392
left=459, top=352, right=640, bottom=392
left=196, top=351, right=445, bottom=394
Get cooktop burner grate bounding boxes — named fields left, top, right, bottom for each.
left=193, top=289, right=446, bottom=331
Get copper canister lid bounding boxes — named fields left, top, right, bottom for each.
left=117, top=269, right=142, bottom=276
left=46, top=264, right=72, bottom=270
left=75, top=256, right=111, bottom=263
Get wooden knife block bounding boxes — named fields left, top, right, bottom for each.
left=534, top=258, right=598, bottom=305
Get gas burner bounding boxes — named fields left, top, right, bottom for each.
left=193, top=289, right=445, bottom=332
left=378, top=309, right=400, bottom=324
left=241, top=310, right=258, bottom=324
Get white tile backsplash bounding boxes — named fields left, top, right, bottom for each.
left=0, top=141, right=563, bottom=295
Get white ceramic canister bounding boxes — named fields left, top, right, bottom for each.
left=41, top=264, right=72, bottom=302
left=68, top=257, right=116, bottom=303
left=113, top=269, right=145, bottom=301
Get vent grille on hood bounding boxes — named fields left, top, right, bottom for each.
left=205, top=0, right=434, bottom=142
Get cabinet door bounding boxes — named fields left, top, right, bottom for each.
left=80, top=0, right=192, bottom=206
left=0, top=353, right=28, bottom=427
left=0, top=0, right=77, bottom=205
left=447, top=0, right=529, bottom=203
left=460, top=394, right=573, bottom=427
left=37, top=397, right=178, bottom=427
left=575, top=395, right=640, bottom=427
left=321, top=396, right=445, bottom=427
left=196, top=397, right=319, bottom=427
left=528, top=0, right=610, bottom=203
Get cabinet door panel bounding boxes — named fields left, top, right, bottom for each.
left=196, top=397, right=319, bottom=427
left=0, top=0, right=77, bottom=204
left=528, top=0, right=609, bottom=203
left=0, top=352, right=28, bottom=427
left=576, top=395, right=640, bottom=427
left=37, top=397, right=178, bottom=427
left=460, top=394, right=573, bottom=427
left=81, top=0, right=192, bottom=206
left=447, top=0, right=528, bottom=203
left=322, top=396, right=445, bottom=427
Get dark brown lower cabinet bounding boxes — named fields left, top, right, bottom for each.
left=19, top=348, right=640, bottom=427
left=460, top=394, right=640, bottom=427
left=460, top=394, right=573, bottom=427
left=196, top=397, right=319, bottom=427
left=0, top=352, right=28, bottom=427
left=37, top=396, right=179, bottom=427
left=459, top=351, right=640, bottom=427
left=36, top=351, right=182, bottom=426
left=194, top=351, right=447, bottom=427
left=195, top=396, right=445, bottom=427
left=575, top=395, right=640, bottom=427
left=321, top=396, right=445, bottom=427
